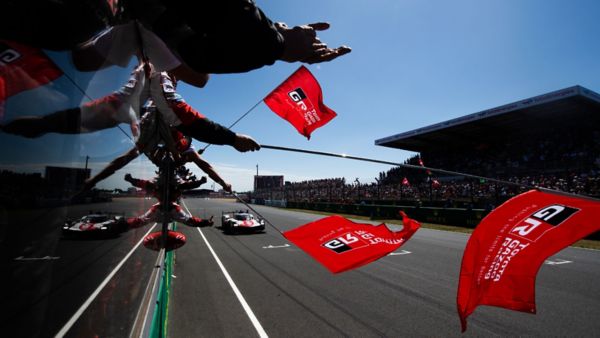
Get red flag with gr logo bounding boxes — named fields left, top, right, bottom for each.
left=264, top=66, right=337, bottom=139
left=457, top=189, right=600, bottom=332
left=0, top=40, right=63, bottom=100
left=284, top=212, right=420, bottom=273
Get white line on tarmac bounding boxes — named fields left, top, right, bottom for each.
left=182, top=201, right=268, bottom=338
left=544, top=259, right=573, bottom=265
left=14, top=256, right=60, bottom=261
left=55, top=223, right=157, bottom=337
left=388, top=250, right=412, bottom=256
left=195, top=228, right=268, bottom=337
left=262, top=244, right=290, bottom=249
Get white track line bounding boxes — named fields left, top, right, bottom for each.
left=195, top=228, right=268, bottom=338
left=182, top=201, right=267, bottom=337
left=55, top=223, right=157, bottom=337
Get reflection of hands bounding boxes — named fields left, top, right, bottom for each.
left=276, top=22, right=351, bottom=64
left=233, top=134, right=260, bottom=152
left=130, top=121, right=140, bottom=139
left=81, top=178, right=94, bottom=192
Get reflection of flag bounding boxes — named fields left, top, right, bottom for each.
left=0, top=40, right=63, bottom=105
left=284, top=212, right=420, bottom=273
left=402, top=177, right=410, bottom=186
left=457, top=190, right=600, bottom=332
left=264, top=66, right=337, bottom=139
left=0, top=76, right=4, bottom=118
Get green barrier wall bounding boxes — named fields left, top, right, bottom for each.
left=285, top=201, right=600, bottom=239
left=149, top=224, right=176, bottom=338
left=149, top=248, right=173, bottom=338
left=286, top=201, right=490, bottom=228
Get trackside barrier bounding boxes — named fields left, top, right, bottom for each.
left=149, top=248, right=174, bottom=338
left=130, top=224, right=176, bottom=338
left=284, top=201, right=600, bottom=239
left=286, top=201, right=491, bottom=228
left=130, top=249, right=165, bottom=338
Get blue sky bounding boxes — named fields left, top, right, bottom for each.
left=2, top=0, right=600, bottom=191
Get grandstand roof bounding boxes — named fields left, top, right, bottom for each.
left=375, top=85, right=600, bottom=152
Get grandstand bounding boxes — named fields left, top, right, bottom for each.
left=375, top=85, right=600, bottom=198
left=253, top=86, right=600, bottom=227
left=375, top=85, right=600, bottom=153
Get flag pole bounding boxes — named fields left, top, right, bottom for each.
left=200, top=66, right=304, bottom=153
left=200, top=98, right=263, bottom=153
left=259, top=144, right=600, bottom=202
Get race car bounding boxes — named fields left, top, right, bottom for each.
left=221, top=210, right=265, bottom=234
left=63, top=213, right=127, bottom=237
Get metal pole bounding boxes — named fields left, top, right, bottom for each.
left=260, top=144, right=600, bottom=202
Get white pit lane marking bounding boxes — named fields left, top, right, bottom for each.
left=14, top=256, right=60, bottom=261
left=182, top=201, right=268, bottom=338
left=544, top=258, right=573, bottom=265
left=195, top=228, right=268, bottom=337
left=262, top=244, right=290, bottom=249
left=388, top=250, right=412, bottom=256
left=56, top=223, right=157, bottom=337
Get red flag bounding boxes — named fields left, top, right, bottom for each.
left=284, top=212, right=420, bottom=273
left=457, top=190, right=600, bottom=332
left=432, top=179, right=441, bottom=188
left=0, top=41, right=62, bottom=101
left=402, top=177, right=410, bottom=186
left=263, top=66, right=337, bottom=139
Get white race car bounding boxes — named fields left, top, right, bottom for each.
left=221, top=211, right=265, bottom=234
left=63, top=213, right=127, bottom=237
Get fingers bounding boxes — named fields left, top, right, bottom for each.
left=307, top=22, right=330, bottom=31
left=313, top=42, right=327, bottom=49
left=304, top=45, right=352, bottom=64
left=233, top=134, right=261, bottom=152
left=279, top=22, right=350, bottom=63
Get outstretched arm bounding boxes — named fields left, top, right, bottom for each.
left=1, top=107, right=82, bottom=138
left=275, top=22, right=351, bottom=64
left=82, top=147, right=140, bottom=192
left=171, top=107, right=260, bottom=153
left=185, top=151, right=233, bottom=193
left=124, top=173, right=155, bottom=191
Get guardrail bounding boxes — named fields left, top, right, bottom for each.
left=130, top=224, right=177, bottom=338
left=284, top=201, right=600, bottom=239
left=285, top=201, right=490, bottom=228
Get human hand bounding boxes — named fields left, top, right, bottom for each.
left=199, top=176, right=208, bottom=185
left=276, top=22, right=351, bottom=64
left=124, top=173, right=133, bottom=181
left=130, top=121, right=140, bottom=139
left=222, top=182, right=232, bottom=193
left=233, top=134, right=260, bottom=152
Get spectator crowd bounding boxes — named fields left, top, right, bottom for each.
left=252, top=129, right=600, bottom=209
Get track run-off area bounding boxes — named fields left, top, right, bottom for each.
left=9, top=197, right=600, bottom=337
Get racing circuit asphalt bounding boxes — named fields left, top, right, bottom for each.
left=6, top=197, right=600, bottom=337
left=171, top=198, right=600, bottom=337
